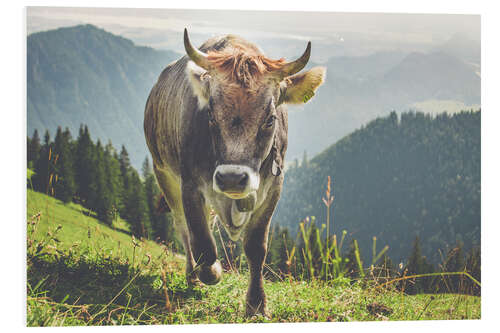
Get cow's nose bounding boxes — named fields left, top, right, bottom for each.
left=213, top=165, right=260, bottom=197
left=215, top=170, right=249, bottom=192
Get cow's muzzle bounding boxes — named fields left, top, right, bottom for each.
left=213, top=165, right=259, bottom=199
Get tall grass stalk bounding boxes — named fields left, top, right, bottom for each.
left=353, top=239, right=365, bottom=278
left=322, top=176, right=334, bottom=281
left=299, top=218, right=315, bottom=279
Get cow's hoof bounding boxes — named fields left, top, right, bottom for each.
left=198, top=260, right=222, bottom=285
left=246, top=290, right=269, bottom=318
left=246, top=303, right=270, bottom=319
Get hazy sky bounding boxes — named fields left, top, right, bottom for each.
left=27, top=7, right=480, bottom=59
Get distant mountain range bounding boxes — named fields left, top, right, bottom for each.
left=27, top=24, right=480, bottom=167
left=432, top=32, right=480, bottom=65
left=27, top=24, right=179, bottom=167
left=287, top=46, right=480, bottom=160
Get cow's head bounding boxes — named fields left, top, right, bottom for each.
left=184, top=29, right=326, bottom=200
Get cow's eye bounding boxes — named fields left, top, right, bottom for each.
left=265, top=115, right=276, bottom=128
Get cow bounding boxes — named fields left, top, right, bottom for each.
left=144, top=28, right=325, bottom=317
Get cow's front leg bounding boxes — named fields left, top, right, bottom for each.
left=181, top=182, right=222, bottom=285
left=243, top=213, right=272, bottom=317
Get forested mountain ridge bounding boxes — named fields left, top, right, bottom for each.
left=274, top=110, right=481, bottom=264
left=27, top=24, right=179, bottom=168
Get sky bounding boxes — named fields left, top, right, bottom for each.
left=27, top=7, right=480, bottom=60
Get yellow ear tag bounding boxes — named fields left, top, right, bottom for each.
left=303, top=92, right=314, bottom=103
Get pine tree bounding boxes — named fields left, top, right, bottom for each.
left=142, top=158, right=162, bottom=238
left=74, top=125, right=94, bottom=207
left=90, top=140, right=114, bottom=225
left=33, top=130, right=53, bottom=194
left=53, top=127, right=76, bottom=203
left=119, top=145, right=131, bottom=189
left=104, top=141, right=123, bottom=223
left=118, top=145, right=131, bottom=216
left=28, top=129, right=41, bottom=170
left=125, top=169, right=152, bottom=238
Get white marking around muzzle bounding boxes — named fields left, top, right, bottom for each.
left=213, top=164, right=260, bottom=198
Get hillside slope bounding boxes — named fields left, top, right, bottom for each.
left=27, top=24, right=179, bottom=167
left=27, top=188, right=173, bottom=262
left=275, top=111, right=480, bottom=264
left=26, top=190, right=479, bottom=325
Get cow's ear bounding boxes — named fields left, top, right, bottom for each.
left=187, top=61, right=211, bottom=108
left=279, top=67, right=326, bottom=105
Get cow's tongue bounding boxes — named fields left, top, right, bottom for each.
left=235, top=191, right=257, bottom=212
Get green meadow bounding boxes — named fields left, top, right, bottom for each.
left=26, top=189, right=480, bottom=326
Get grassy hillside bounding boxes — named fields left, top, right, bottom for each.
left=27, top=189, right=171, bottom=262
left=26, top=189, right=480, bottom=326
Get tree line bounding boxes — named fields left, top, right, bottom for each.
left=27, top=125, right=179, bottom=248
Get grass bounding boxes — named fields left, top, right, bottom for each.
left=27, top=189, right=172, bottom=263
left=26, top=189, right=481, bottom=326
left=159, top=274, right=480, bottom=323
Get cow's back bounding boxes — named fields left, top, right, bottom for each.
left=144, top=55, right=194, bottom=176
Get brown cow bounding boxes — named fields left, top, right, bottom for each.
left=144, top=29, right=325, bottom=317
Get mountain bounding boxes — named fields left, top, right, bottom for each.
left=433, top=32, right=480, bottom=65
left=286, top=49, right=481, bottom=161
left=382, top=51, right=480, bottom=104
left=27, top=24, right=180, bottom=167
left=275, top=111, right=481, bottom=264
left=317, top=50, right=409, bottom=79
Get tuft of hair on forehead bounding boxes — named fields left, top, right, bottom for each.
left=207, top=46, right=286, bottom=88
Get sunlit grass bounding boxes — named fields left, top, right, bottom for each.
left=27, top=189, right=171, bottom=263
left=26, top=187, right=480, bottom=326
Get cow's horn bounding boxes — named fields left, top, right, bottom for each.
left=279, top=41, right=311, bottom=78
left=184, top=28, right=211, bottom=71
